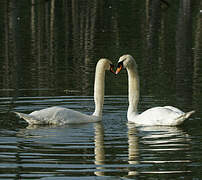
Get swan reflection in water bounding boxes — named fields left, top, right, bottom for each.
left=94, top=122, right=192, bottom=177
left=94, top=122, right=105, bottom=176
left=127, top=123, right=191, bottom=177
left=16, top=122, right=191, bottom=178
left=17, top=123, right=107, bottom=177
left=127, top=123, right=139, bottom=176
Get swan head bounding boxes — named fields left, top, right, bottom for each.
left=98, top=58, right=115, bottom=74
left=116, top=55, right=137, bottom=74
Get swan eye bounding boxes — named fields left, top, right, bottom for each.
left=117, top=61, right=123, bottom=68
left=116, top=61, right=123, bottom=74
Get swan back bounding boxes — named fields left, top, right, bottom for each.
left=15, top=106, right=101, bottom=125
left=129, top=106, right=195, bottom=126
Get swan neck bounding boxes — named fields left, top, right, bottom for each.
left=93, top=64, right=105, bottom=117
left=127, top=64, right=139, bottom=117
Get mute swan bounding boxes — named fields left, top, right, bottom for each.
left=115, top=55, right=195, bottom=126
left=15, top=58, right=115, bottom=125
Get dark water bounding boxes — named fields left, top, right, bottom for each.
left=0, top=1, right=202, bottom=179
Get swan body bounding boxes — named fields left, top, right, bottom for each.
left=15, top=59, right=115, bottom=125
left=15, top=106, right=100, bottom=125
left=116, top=54, right=195, bottom=126
left=128, top=106, right=195, bottom=126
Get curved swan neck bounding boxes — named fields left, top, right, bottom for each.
left=93, top=63, right=105, bottom=117
left=127, top=62, right=140, bottom=117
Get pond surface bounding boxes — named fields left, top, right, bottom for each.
left=0, top=0, right=202, bottom=179
left=0, top=95, right=202, bottom=179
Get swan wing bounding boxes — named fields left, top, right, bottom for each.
left=15, top=106, right=100, bottom=125
left=132, top=107, right=194, bottom=126
left=163, top=106, right=183, bottom=113
left=14, top=111, right=40, bottom=124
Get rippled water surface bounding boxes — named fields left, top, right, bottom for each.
left=0, top=0, right=202, bottom=179
left=0, top=96, right=202, bottom=179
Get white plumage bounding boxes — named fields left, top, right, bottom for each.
left=15, top=106, right=99, bottom=125
left=116, top=55, right=195, bottom=126
left=15, top=58, right=115, bottom=125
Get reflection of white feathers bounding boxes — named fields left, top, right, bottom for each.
left=117, top=55, right=195, bottom=126
left=139, top=125, right=191, bottom=168
left=128, top=123, right=139, bottom=176
left=14, top=59, right=113, bottom=125
left=127, top=123, right=191, bottom=175
left=139, top=125, right=190, bottom=143
left=94, top=123, right=105, bottom=176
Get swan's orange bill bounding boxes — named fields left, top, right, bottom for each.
left=115, top=64, right=123, bottom=74
left=110, top=64, right=116, bottom=74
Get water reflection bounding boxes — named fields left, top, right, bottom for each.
left=127, top=123, right=191, bottom=177
left=0, top=110, right=200, bottom=179
left=0, top=0, right=201, bottom=100
left=94, top=123, right=105, bottom=176
left=193, top=1, right=202, bottom=114
left=127, top=123, right=139, bottom=176
left=13, top=123, right=95, bottom=178
left=4, top=122, right=112, bottom=178
left=0, top=0, right=202, bottom=179
left=176, top=0, right=193, bottom=107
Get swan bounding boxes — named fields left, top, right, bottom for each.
left=14, top=58, right=115, bottom=125
left=115, top=54, right=195, bottom=126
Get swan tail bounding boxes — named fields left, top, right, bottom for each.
left=184, top=110, right=195, bottom=119
left=175, top=110, right=195, bottom=125
left=14, top=112, right=39, bottom=125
